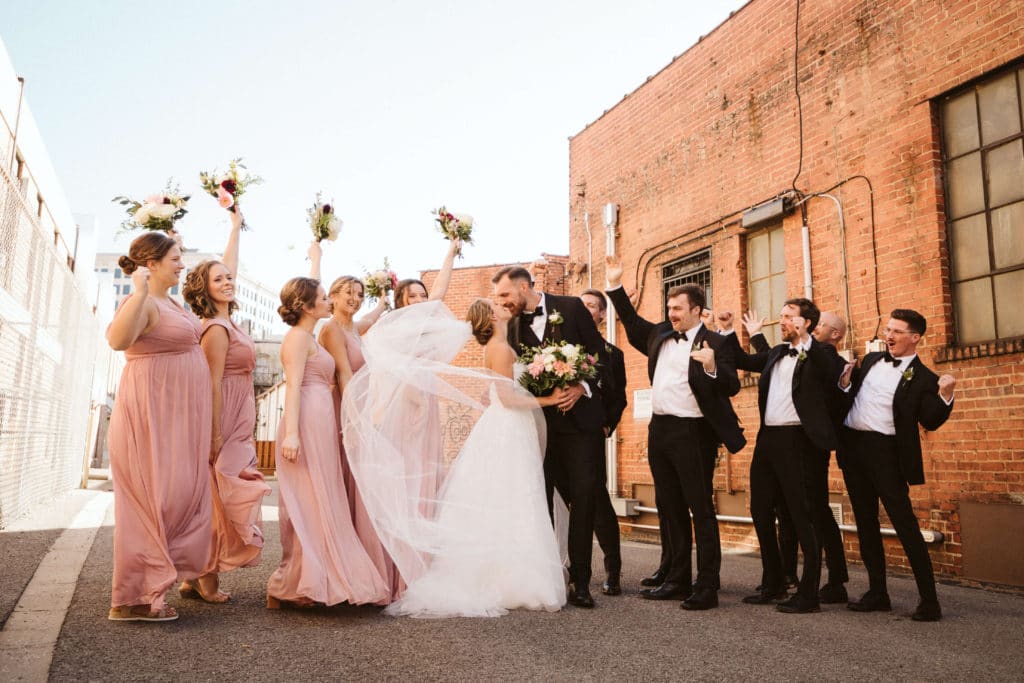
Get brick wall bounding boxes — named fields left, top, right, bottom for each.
left=568, top=0, right=1024, bottom=585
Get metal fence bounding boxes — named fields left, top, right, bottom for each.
left=0, top=145, right=97, bottom=528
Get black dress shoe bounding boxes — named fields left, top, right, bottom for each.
left=911, top=600, right=942, bottom=622
left=640, top=568, right=668, bottom=588
left=601, top=573, right=621, bottom=596
left=818, top=583, right=849, bottom=604
left=784, top=574, right=799, bottom=589
left=680, top=588, right=718, bottom=611
left=847, top=591, right=892, bottom=612
left=742, top=589, right=788, bottom=605
left=640, top=582, right=691, bottom=600
left=776, top=594, right=821, bottom=614
left=567, top=585, right=595, bottom=608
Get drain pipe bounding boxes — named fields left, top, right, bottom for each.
left=631, top=505, right=944, bottom=543
left=801, top=218, right=813, bottom=299
left=604, top=210, right=617, bottom=496
left=583, top=211, right=593, bottom=289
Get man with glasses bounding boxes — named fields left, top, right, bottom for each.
left=839, top=309, right=956, bottom=621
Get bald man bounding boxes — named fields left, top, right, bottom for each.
left=813, top=311, right=847, bottom=348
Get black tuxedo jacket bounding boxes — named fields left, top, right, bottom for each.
left=511, top=292, right=608, bottom=433
left=601, top=342, right=628, bottom=434
left=837, top=352, right=953, bottom=485
left=725, top=334, right=845, bottom=451
left=606, top=287, right=745, bottom=454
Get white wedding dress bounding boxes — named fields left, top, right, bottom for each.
left=342, top=302, right=566, bottom=618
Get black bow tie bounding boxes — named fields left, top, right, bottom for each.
left=521, top=306, right=544, bottom=323
left=786, top=347, right=800, bottom=357
left=883, top=353, right=902, bottom=368
left=671, top=330, right=688, bottom=342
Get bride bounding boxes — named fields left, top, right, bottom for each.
left=341, top=298, right=567, bottom=617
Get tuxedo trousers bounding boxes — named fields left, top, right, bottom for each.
left=544, top=425, right=606, bottom=586
left=750, top=426, right=821, bottom=600
left=839, top=428, right=937, bottom=602
left=648, top=415, right=720, bottom=590
left=593, top=450, right=622, bottom=575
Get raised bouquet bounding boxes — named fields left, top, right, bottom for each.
left=432, top=206, right=474, bottom=257
left=364, top=258, right=398, bottom=306
left=112, top=182, right=190, bottom=234
left=518, top=340, right=599, bottom=396
left=199, top=157, right=262, bottom=229
left=308, top=193, right=342, bottom=243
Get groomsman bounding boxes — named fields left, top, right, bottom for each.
left=605, top=255, right=745, bottom=610
left=727, top=300, right=845, bottom=613
left=580, top=289, right=627, bottom=596
left=721, top=310, right=850, bottom=602
left=493, top=266, right=608, bottom=608
left=839, top=309, right=955, bottom=621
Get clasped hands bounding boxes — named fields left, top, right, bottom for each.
left=552, top=383, right=585, bottom=413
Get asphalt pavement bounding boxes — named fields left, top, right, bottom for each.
left=3, top=484, right=1023, bottom=682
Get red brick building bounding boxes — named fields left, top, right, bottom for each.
left=567, top=0, right=1024, bottom=587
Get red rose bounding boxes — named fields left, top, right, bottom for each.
left=322, top=204, right=332, bottom=214
left=221, top=179, right=237, bottom=194
left=163, top=197, right=171, bottom=204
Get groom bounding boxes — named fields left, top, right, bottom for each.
left=492, top=266, right=609, bottom=608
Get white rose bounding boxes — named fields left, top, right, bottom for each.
left=562, top=344, right=579, bottom=361
left=149, top=203, right=177, bottom=219
left=542, top=345, right=557, bottom=355
left=133, top=204, right=152, bottom=225
left=326, top=218, right=342, bottom=241
left=453, top=213, right=473, bottom=228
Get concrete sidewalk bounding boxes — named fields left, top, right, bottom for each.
left=3, top=483, right=1023, bottom=681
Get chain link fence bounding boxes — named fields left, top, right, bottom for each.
left=0, top=145, right=97, bottom=528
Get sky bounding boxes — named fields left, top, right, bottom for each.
left=0, top=0, right=747, bottom=294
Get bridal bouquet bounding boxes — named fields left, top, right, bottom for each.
left=199, top=158, right=262, bottom=229
left=308, top=193, right=342, bottom=242
left=112, top=182, right=190, bottom=234
left=432, top=206, right=474, bottom=257
left=518, top=340, right=599, bottom=396
left=364, top=258, right=398, bottom=305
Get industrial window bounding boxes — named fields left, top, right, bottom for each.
left=662, top=249, right=711, bottom=319
left=940, top=62, right=1024, bottom=344
left=746, top=222, right=786, bottom=345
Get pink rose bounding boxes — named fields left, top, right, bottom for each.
left=553, top=360, right=572, bottom=377
left=217, top=186, right=234, bottom=209
left=528, top=359, right=545, bottom=377
left=145, top=194, right=163, bottom=205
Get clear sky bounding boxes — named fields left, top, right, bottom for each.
left=0, top=0, right=747, bottom=293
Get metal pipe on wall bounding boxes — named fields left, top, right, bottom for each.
left=604, top=212, right=618, bottom=496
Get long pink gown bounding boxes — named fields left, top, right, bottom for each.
left=338, top=327, right=404, bottom=601
left=267, top=343, right=390, bottom=606
left=108, top=296, right=212, bottom=611
left=202, top=318, right=271, bottom=575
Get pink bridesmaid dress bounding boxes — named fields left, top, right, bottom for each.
left=108, top=296, right=212, bottom=612
left=338, top=328, right=404, bottom=601
left=267, top=344, right=390, bottom=606
left=202, top=318, right=271, bottom=574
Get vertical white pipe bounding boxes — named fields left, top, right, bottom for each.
left=605, top=217, right=618, bottom=497
left=801, top=222, right=813, bottom=299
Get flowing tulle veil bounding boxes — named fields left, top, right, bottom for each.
left=341, top=301, right=566, bottom=603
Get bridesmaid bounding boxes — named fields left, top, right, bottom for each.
left=180, top=207, right=271, bottom=603
left=106, top=231, right=212, bottom=622
left=392, top=238, right=461, bottom=308
left=266, top=277, right=390, bottom=609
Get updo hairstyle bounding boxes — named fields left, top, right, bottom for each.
left=118, top=231, right=176, bottom=275
left=466, top=299, right=495, bottom=346
left=278, top=277, right=321, bottom=326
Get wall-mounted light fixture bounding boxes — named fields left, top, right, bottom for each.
left=741, top=196, right=792, bottom=230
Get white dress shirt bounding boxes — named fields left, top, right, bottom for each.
left=844, top=353, right=917, bottom=435
left=764, top=339, right=811, bottom=426
left=529, top=293, right=548, bottom=342
left=652, top=322, right=706, bottom=418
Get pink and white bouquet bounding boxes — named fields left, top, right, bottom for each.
left=112, top=182, right=190, bottom=234
left=432, top=206, right=474, bottom=257
left=308, top=193, right=342, bottom=243
left=199, top=158, right=262, bottom=229
left=518, top=340, right=599, bottom=396
left=364, top=258, right=399, bottom=306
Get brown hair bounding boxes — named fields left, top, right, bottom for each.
left=182, top=260, right=238, bottom=319
left=466, top=299, right=494, bottom=346
left=891, top=308, right=927, bottom=335
left=117, top=231, right=176, bottom=275
left=394, top=278, right=427, bottom=309
left=580, top=288, right=608, bottom=312
left=666, top=283, right=706, bottom=311
left=491, top=265, right=532, bottom=285
left=784, top=297, right=821, bottom=332
left=278, top=277, right=321, bottom=326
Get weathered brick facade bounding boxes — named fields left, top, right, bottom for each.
left=567, top=0, right=1024, bottom=587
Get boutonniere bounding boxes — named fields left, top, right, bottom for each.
left=547, top=309, right=564, bottom=326
left=797, top=350, right=807, bottom=362
left=902, top=366, right=915, bottom=382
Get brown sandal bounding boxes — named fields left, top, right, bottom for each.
left=108, top=604, right=179, bottom=622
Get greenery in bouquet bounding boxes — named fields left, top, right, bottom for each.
left=308, top=193, right=342, bottom=243
left=199, top=157, right=262, bottom=228
left=364, top=258, right=398, bottom=306
left=112, top=181, right=190, bottom=234
left=518, top=341, right=599, bottom=396
left=432, top=206, right=474, bottom=257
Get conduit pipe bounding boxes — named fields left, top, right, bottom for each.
left=604, top=213, right=618, bottom=497
left=631, top=505, right=944, bottom=543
